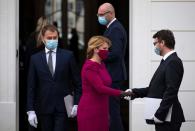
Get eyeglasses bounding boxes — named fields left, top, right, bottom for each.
left=97, top=11, right=110, bottom=17
left=153, top=41, right=161, bottom=46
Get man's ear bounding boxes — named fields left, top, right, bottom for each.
left=161, top=40, right=165, bottom=45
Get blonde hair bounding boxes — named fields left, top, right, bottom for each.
left=36, top=16, right=49, bottom=47
left=87, top=36, right=111, bottom=59
left=36, top=16, right=49, bottom=32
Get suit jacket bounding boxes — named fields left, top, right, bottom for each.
left=132, top=52, right=185, bottom=124
left=27, top=48, right=82, bottom=114
left=104, top=19, right=127, bottom=82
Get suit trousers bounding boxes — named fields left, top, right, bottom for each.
left=109, top=81, right=124, bottom=131
left=39, top=111, right=69, bottom=131
left=155, top=122, right=182, bottom=131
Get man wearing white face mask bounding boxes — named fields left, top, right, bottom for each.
left=27, top=24, right=82, bottom=131
left=97, top=3, right=127, bottom=131
left=125, top=29, right=185, bottom=131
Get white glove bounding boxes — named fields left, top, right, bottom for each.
left=153, top=116, right=163, bottom=123
left=70, top=105, right=78, bottom=118
left=27, top=111, right=38, bottom=128
left=124, top=89, right=132, bottom=101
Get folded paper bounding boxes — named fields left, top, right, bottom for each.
left=144, top=97, right=172, bottom=121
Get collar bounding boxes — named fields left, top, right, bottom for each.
left=107, top=18, right=116, bottom=28
left=45, top=47, right=57, bottom=54
left=163, top=50, right=175, bottom=60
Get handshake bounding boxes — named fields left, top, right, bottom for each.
left=120, top=89, right=134, bottom=100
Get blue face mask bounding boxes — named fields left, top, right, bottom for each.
left=154, top=46, right=161, bottom=55
left=45, top=39, right=58, bottom=50
left=98, top=16, right=108, bottom=25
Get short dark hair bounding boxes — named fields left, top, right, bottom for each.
left=41, top=24, right=59, bottom=36
left=153, top=29, right=175, bottom=49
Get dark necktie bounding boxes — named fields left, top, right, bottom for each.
left=48, top=51, right=53, bottom=75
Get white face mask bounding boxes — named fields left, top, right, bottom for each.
left=154, top=46, right=161, bottom=55
left=45, top=39, right=58, bottom=50
left=98, top=16, right=108, bottom=25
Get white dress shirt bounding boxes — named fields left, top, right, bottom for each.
left=107, top=18, right=116, bottom=28
left=163, top=50, right=176, bottom=60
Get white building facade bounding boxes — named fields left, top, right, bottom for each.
left=130, top=0, right=195, bottom=131
left=0, top=0, right=195, bottom=131
left=0, top=0, right=19, bottom=131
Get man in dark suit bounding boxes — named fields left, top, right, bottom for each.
left=27, top=24, right=81, bottom=131
left=97, top=3, right=127, bottom=131
left=125, top=29, right=185, bottom=131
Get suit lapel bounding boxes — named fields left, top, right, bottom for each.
left=41, top=50, right=53, bottom=77
left=104, top=20, right=118, bottom=35
left=41, top=51, right=48, bottom=68
left=150, top=60, right=165, bottom=84
left=150, top=53, right=177, bottom=83
left=53, top=48, right=61, bottom=79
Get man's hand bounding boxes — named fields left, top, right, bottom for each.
left=70, top=105, right=78, bottom=118
left=123, top=89, right=132, bottom=100
left=27, top=111, right=38, bottom=128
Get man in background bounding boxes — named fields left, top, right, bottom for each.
left=97, top=3, right=127, bottom=131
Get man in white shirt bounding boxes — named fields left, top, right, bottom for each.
left=27, top=24, right=81, bottom=131
left=97, top=3, right=127, bottom=131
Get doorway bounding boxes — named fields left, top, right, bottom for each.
left=19, top=0, right=129, bottom=131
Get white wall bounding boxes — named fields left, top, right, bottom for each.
left=0, top=0, right=19, bottom=131
left=130, top=0, right=195, bottom=131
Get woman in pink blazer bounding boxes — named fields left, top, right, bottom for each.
left=77, top=36, right=132, bottom=131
